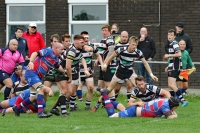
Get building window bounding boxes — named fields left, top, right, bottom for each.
left=69, top=1, right=108, bottom=43
left=6, top=3, right=45, bottom=43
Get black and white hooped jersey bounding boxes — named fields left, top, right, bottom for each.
left=11, top=81, right=29, bottom=96
left=66, top=44, right=83, bottom=74
left=79, top=43, right=98, bottom=77
left=168, top=40, right=182, bottom=71
left=115, top=47, right=144, bottom=70
left=59, top=47, right=70, bottom=68
left=114, top=42, right=129, bottom=50
left=97, top=36, right=115, bottom=60
left=130, top=84, right=162, bottom=102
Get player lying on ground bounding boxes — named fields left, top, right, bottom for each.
left=97, top=88, right=179, bottom=119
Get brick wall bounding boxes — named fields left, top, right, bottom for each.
left=109, top=0, right=200, bottom=88
left=46, top=0, right=69, bottom=45
left=0, top=0, right=6, bottom=47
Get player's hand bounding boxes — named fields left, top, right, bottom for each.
left=137, top=101, right=145, bottom=107
left=84, top=70, right=90, bottom=77
left=67, top=78, right=72, bottom=83
left=26, top=110, right=33, bottom=114
left=48, top=90, right=54, bottom=97
left=101, top=65, right=107, bottom=72
left=94, top=60, right=98, bottom=67
left=28, top=62, right=34, bottom=70
left=164, top=67, right=168, bottom=73
left=151, top=74, right=158, bottom=82
left=164, top=54, right=170, bottom=59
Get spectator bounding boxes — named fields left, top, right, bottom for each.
left=137, top=27, right=156, bottom=84
left=165, top=22, right=193, bottom=54
left=8, top=27, right=29, bottom=61
left=22, top=22, right=45, bottom=59
left=111, top=23, right=120, bottom=44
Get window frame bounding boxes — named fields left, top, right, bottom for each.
left=69, top=3, right=108, bottom=40
left=6, top=3, right=46, bottom=44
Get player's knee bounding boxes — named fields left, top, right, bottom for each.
left=36, top=84, right=44, bottom=92
left=87, top=86, right=93, bottom=93
left=6, top=83, right=13, bottom=89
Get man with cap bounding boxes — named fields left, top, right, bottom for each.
left=165, top=22, right=193, bottom=54
left=22, top=22, right=46, bottom=60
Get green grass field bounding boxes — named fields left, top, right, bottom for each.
left=1, top=92, right=200, bottom=133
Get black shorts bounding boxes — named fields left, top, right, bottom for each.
left=43, top=73, right=56, bottom=82
left=98, top=66, right=115, bottom=82
left=0, top=70, right=10, bottom=86
left=115, top=66, right=133, bottom=80
left=168, top=70, right=180, bottom=79
left=176, top=76, right=188, bottom=82
left=72, top=73, right=79, bottom=80
left=55, top=72, right=69, bottom=82
left=80, top=75, right=93, bottom=82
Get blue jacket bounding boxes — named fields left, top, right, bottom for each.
left=8, top=36, right=29, bottom=59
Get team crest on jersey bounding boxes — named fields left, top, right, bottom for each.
left=23, top=40, right=26, bottom=44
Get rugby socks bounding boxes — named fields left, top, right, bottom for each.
left=94, top=101, right=101, bottom=109
left=127, top=92, right=131, bottom=102
left=111, top=101, right=119, bottom=109
left=115, top=93, right=119, bottom=99
left=17, top=97, right=32, bottom=109
left=179, top=88, right=186, bottom=94
left=59, top=95, right=67, bottom=115
left=109, top=96, right=116, bottom=101
left=37, top=94, right=45, bottom=115
left=4, top=87, right=11, bottom=100
left=85, top=100, right=91, bottom=108
left=175, top=90, right=185, bottom=102
left=76, top=90, right=83, bottom=101
left=70, top=95, right=76, bottom=108
left=15, top=96, right=24, bottom=106
left=102, top=92, right=115, bottom=117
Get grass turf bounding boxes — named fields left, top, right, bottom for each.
left=1, top=92, right=200, bottom=133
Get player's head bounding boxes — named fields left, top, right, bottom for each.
left=61, top=34, right=71, bottom=48
left=168, top=97, right=179, bottom=110
left=20, top=70, right=27, bottom=84
left=167, top=29, right=176, bottom=42
left=101, top=24, right=111, bottom=38
left=128, top=36, right=138, bottom=51
left=52, top=42, right=64, bottom=56
left=74, top=35, right=85, bottom=49
left=120, top=31, right=129, bottom=43
left=50, top=34, right=60, bottom=46
left=80, top=31, right=89, bottom=44
left=135, top=76, right=146, bottom=92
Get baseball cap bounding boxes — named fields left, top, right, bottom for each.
left=29, top=22, right=37, bottom=27
left=176, top=22, right=184, bottom=28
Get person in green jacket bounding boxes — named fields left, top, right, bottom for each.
left=176, top=40, right=196, bottom=95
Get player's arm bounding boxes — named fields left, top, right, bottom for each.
left=81, top=58, right=90, bottom=77
left=103, top=51, right=117, bottom=71
left=66, top=59, right=72, bottom=82
left=83, top=45, right=94, bottom=52
left=95, top=52, right=103, bottom=67
left=56, top=65, right=66, bottom=75
left=141, top=58, right=158, bottom=82
left=128, top=98, right=144, bottom=107
left=165, top=111, right=178, bottom=119
left=165, top=50, right=181, bottom=58
left=159, top=89, right=171, bottom=99
left=28, top=52, right=39, bottom=70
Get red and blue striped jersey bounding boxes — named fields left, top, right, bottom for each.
left=141, top=98, right=171, bottom=117
left=33, top=48, right=60, bottom=78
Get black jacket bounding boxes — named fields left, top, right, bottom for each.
left=165, top=30, right=193, bottom=54
left=137, top=36, right=156, bottom=60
